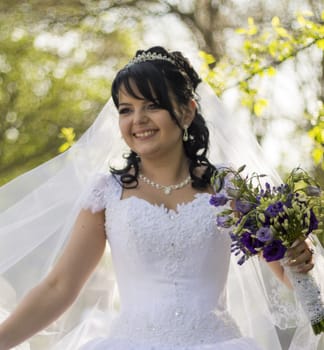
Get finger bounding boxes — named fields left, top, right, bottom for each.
left=304, top=238, right=315, bottom=255
left=297, top=261, right=315, bottom=274
left=287, top=249, right=313, bottom=266
left=286, top=240, right=309, bottom=258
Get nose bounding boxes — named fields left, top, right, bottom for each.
left=133, top=106, right=148, bottom=124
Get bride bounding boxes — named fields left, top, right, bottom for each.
left=0, top=46, right=322, bottom=350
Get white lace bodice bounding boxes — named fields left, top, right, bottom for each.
left=82, top=174, right=242, bottom=347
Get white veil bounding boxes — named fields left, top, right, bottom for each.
left=0, top=98, right=125, bottom=348
left=201, top=83, right=324, bottom=350
left=0, top=79, right=323, bottom=349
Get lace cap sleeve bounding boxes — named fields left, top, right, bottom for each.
left=82, top=173, right=122, bottom=213
left=82, top=173, right=110, bottom=213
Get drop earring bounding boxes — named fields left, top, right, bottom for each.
left=183, top=125, right=189, bottom=142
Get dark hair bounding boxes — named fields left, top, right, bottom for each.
left=110, top=46, right=216, bottom=189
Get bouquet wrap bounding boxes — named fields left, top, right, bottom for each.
left=282, top=251, right=324, bottom=335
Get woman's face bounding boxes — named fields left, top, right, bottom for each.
left=117, top=84, right=184, bottom=160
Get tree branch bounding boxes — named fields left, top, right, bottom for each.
left=225, top=38, right=324, bottom=91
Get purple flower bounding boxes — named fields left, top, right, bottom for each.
left=216, top=215, right=232, bottom=228
left=262, top=240, right=287, bottom=262
left=242, top=216, right=258, bottom=232
left=210, top=193, right=228, bottom=207
left=237, top=256, right=247, bottom=265
left=263, top=182, right=272, bottom=197
left=256, top=227, right=273, bottom=242
left=276, top=184, right=289, bottom=194
left=265, top=201, right=284, bottom=217
left=308, top=209, right=319, bottom=234
left=235, top=200, right=254, bottom=214
left=284, top=193, right=293, bottom=208
left=240, top=232, right=264, bottom=254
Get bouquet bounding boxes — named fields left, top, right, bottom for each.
left=210, top=165, right=324, bottom=335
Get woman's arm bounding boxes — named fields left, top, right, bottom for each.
left=0, top=208, right=106, bottom=350
left=267, top=238, right=315, bottom=289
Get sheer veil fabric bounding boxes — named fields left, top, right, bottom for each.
left=0, top=81, right=323, bottom=350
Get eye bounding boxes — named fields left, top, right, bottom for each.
left=146, top=102, right=161, bottom=110
left=118, top=107, right=132, bottom=115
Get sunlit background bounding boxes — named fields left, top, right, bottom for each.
left=0, top=2, right=323, bottom=348
left=0, top=0, right=323, bottom=186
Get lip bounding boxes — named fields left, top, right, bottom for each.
left=133, top=129, right=158, bottom=138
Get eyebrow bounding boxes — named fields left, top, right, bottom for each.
left=118, top=100, right=150, bottom=107
left=118, top=102, right=132, bottom=106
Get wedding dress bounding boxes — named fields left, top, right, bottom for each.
left=77, top=173, right=261, bottom=350
left=0, top=83, right=323, bottom=350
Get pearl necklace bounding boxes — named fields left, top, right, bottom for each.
left=139, top=173, right=191, bottom=195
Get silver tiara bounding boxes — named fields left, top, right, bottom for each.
left=125, top=52, right=176, bottom=68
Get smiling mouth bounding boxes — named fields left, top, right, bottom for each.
left=133, top=130, right=157, bottom=138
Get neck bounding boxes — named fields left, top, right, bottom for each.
left=139, top=152, right=190, bottom=184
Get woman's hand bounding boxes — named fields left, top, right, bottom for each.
left=267, top=237, right=315, bottom=289
left=285, top=237, right=315, bottom=273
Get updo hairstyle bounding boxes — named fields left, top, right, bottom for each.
left=110, top=46, right=216, bottom=189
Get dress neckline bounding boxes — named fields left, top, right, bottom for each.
left=119, top=192, right=211, bottom=215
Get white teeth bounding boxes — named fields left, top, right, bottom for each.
left=135, top=130, right=155, bottom=138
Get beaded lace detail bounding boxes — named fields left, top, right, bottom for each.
left=82, top=174, right=246, bottom=346
left=265, top=272, right=301, bottom=328
left=282, top=255, right=324, bottom=326
left=82, top=174, right=120, bottom=213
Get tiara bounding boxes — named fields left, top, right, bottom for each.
left=125, top=52, right=176, bottom=68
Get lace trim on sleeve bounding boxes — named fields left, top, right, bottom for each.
left=82, top=174, right=121, bottom=213
left=82, top=173, right=109, bottom=213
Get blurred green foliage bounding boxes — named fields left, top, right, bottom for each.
left=200, top=12, right=324, bottom=243
left=200, top=12, right=324, bottom=185
left=1, top=3, right=324, bottom=190
left=0, top=2, right=139, bottom=185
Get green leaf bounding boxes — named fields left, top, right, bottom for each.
left=241, top=96, right=253, bottom=109
left=268, top=40, right=278, bottom=57
left=58, top=127, right=76, bottom=152
left=235, top=28, right=247, bottom=35
left=275, top=27, right=289, bottom=38
left=266, top=66, right=277, bottom=76
left=254, top=99, right=268, bottom=116
left=308, top=126, right=324, bottom=142
left=59, top=127, right=75, bottom=142
left=58, top=142, right=70, bottom=153
left=297, top=15, right=307, bottom=26
left=237, top=164, right=246, bottom=173
left=272, top=16, right=280, bottom=27
left=198, top=51, right=216, bottom=65
left=312, top=148, right=323, bottom=165
left=247, top=17, right=258, bottom=35
left=316, top=39, right=324, bottom=50
left=248, top=17, right=254, bottom=26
